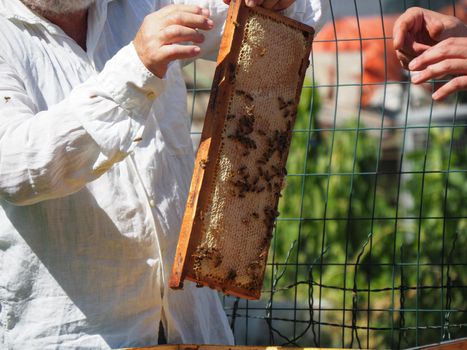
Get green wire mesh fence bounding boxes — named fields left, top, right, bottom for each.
left=184, top=0, right=466, bottom=348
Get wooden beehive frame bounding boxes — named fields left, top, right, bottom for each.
left=169, top=0, right=314, bottom=299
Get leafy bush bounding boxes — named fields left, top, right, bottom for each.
left=266, top=84, right=467, bottom=348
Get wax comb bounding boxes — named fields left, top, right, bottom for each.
left=170, top=0, right=314, bottom=300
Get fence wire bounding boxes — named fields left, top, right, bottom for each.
left=184, top=0, right=467, bottom=348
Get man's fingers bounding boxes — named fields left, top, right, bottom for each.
left=261, top=0, right=279, bottom=9
left=164, top=12, right=214, bottom=30
left=161, top=25, right=205, bottom=45
left=159, top=44, right=201, bottom=62
left=411, top=59, right=467, bottom=84
left=409, top=39, right=467, bottom=71
left=223, top=0, right=292, bottom=10
left=245, top=0, right=263, bottom=7
left=272, top=0, right=295, bottom=11
left=161, top=4, right=210, bottom=17
left=432, top=76, right=467, bottom=100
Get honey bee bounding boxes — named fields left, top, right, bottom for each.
left=213, top=254, right=223, bottom=268
left=252, top=176, right=259, bottom=186
left=278, top=96, right=288, bottom=110
left=199, top=158, right=209, bottom=169
left=226, top=269, right=237, bottom=281
left=245, top=105, right=255, bottom=116
left=228, top=63, right=236, bottom=83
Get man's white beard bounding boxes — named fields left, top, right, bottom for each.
left=21, top=0, right=95, bottom=15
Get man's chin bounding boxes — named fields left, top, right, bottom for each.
left=21, top=0, right=96, bottom=15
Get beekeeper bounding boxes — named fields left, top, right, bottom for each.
left=0, top=0, right=327, bottom=348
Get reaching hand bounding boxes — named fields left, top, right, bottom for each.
left=134, top=5, right=213, bottom=78
left=408, top=37, right=467, bottom=100
left=393, top=7, right=467, bottom=68
left=223, top=0, right=295, bottom=11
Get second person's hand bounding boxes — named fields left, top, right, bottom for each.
left=408, top=37, right=467, bottom=100
left=393, top=7, right=467, bottom=68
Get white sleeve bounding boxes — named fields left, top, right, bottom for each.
left=0, top=43, right=165, bottom=206
left=282, top=0, right=330, bottom=33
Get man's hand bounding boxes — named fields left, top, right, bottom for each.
left=134, top=5, right=213, bottom=78
left=393, top=7, right=467, bottom=68
left=223, top=0, right=295, bottom=11
left=408, top=37, right=467, bottom=100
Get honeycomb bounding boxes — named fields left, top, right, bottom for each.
left=171, top=3, right=314, bottom=300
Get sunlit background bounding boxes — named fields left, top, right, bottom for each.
left=183, top=0, right=467, bottom=348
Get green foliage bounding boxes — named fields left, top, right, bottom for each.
left=266, top=83, right=467, bottom=348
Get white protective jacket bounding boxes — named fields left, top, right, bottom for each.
left=0, top=0, right=327, bottom=348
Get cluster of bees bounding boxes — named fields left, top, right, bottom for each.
left=263, top=205, right=280, bottom=234
left=227, top=115, right=257, bottom=156
left=191, top=244, right=256, bottom=291
left=242, top=248, right=269, bottom=292
left=227, top=89, right=258, bottom=157
left=227, top=89, right=293, bottom=201
left=226, top=90, right=294, bottom=211
left=191, top=82, right=297, bottom=293
left=221, top=91, right=296, bottom=290
left=191, top=245, right=223, bottom=287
